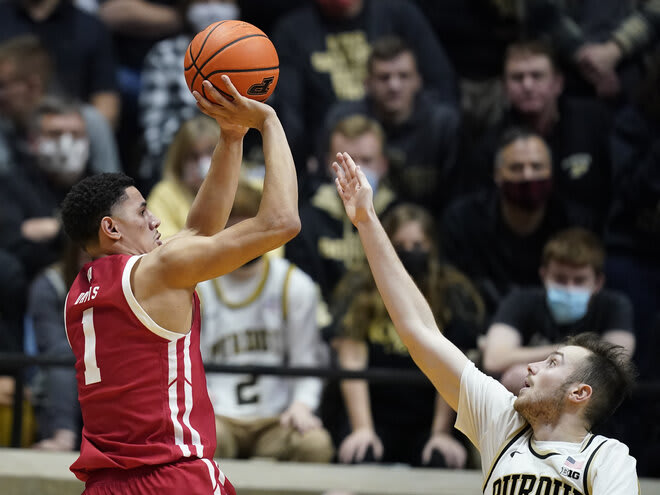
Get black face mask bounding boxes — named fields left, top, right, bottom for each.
left=395, top=248, right=430, bottom=280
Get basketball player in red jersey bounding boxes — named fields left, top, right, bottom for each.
left=59, top=76, right=300, bottom=495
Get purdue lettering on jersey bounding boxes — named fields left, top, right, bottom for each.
left=210, top=328, right=283, bottom=358
left=492, top=474, right=584, bottom=495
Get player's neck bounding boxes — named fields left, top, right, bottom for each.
left=531, top=417, right=589, bottom=443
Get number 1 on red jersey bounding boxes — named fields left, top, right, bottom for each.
left=82, top=307, right=102, bottom=384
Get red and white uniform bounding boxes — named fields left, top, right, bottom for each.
left=65, top=254, right=229, bottom=493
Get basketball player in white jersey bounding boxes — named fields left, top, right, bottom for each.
left=332, top=152, right=639, bottom=494
left=198, top=180, right=333, bottom=462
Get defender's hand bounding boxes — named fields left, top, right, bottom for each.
left=332, top=152, right=375, bottom=227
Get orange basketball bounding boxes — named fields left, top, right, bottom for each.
left=184, top=20, right=279, bottom=102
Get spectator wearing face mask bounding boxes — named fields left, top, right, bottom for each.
left=331, top=203, right=484, bottom=468
left=441, top=127, right=573, bottom=316
left=481, top=227, right=635, bottom=394
left=0, top=96, right=93, bottom=279
left=146, top=115, right=220, bottom=240
left=138, top=0, right=240, bottom=190
left=462, top=40, right=614, bottom=234
left=285, top=114, right=398, bottom=305
left=0, top=35, right=121, bottom=178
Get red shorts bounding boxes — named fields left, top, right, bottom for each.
left=83, top=458, right=236, bottom=495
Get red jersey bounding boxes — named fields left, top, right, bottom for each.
left=65, top=254, right=217, bottom=482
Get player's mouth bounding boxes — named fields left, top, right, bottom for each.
left=155, top=232, right=162, bottom=246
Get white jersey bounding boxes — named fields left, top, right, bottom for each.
left=455, top=362, right=639, bottom=495
left=198, top=257, right=324, bottom=418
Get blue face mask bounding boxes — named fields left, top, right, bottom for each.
left=545, top=285, right=591, bottom=324
left=360, top=167, right=380, bottom=193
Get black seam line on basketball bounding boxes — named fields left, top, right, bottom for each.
left=194, top=21, right=228, bottom=65
left=187, top=21, right=229, bottom=87
left=204, top=66, right=279, bottom=76
left=196, top=34, right=270, bottom=74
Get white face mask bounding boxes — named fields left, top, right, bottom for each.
left=186, top=3, right=241, bottom=33
left=37, top=133, right=90, bottom=185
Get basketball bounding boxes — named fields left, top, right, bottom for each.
left=184, top=20, right=279, bottom=103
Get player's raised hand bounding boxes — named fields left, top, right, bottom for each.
left=192, top=76, right=274, bottom=136
left=332, top=152, right=374, bottom=227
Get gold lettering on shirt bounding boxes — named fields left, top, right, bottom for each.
left=311, top=31, right=370, bottom=100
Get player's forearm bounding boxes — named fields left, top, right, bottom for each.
left=340, top=379, right=374, bottom=431
left=186, top=133, right=243, bottom=235
left=256, top=112, right=300, bottom=238
left=354, top=211, right=467, bottom=408
left=356, top=210, right=436, bottom=335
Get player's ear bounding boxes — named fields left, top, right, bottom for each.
left=100, top=216, right=121, bottom=240
left=568, top=383, right=592, bottom=405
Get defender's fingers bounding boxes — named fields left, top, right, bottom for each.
left=341, top=152, right=358, bottom=178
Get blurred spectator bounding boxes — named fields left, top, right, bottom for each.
left=465, top=40, right=613, bottom=233
left=0, top=0, right=120, bottom=127
left=413, top=0, right=519, bottom=129
left=198, top=180, right=334, bottom=462
left=0, top=248, right=35, bottom=447
left=270, top=0, right=458, bottom=183
left=324, top=36, right=460, bottom=213
left=28, top=241, right=89, bottom=451
left=146, top=115, right=220, bottom=239
left=236, top=0, right=304, bottom=37
left=285, top=115, right=397, bottom=304
left=606, top=50, right=660, bottom=383
left=574, top=0, right=660, bottom=99
left=482, top=227, right=635, bottom=393
left=442, top=127, right=572, bottom=315
left=139, top=0, right=240, bottom=188
left=0, top=35, right=121, bottom=177
left=0, top=96, right=97, bottom=279
left=96, top=0, right=184, bottom=178
left=524, top=0, right=634, bottom=99
left=333, top=204, right=483, bottom=468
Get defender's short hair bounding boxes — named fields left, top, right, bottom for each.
left=564, top=333, right=637, bottom=429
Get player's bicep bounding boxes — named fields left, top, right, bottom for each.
left=145, top=219, right=286, bottom=288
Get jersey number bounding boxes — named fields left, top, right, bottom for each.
left=82, top=308, right=101, bottom=385
left=236, top=374, right=259, bottom=405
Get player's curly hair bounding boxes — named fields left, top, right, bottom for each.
left=61, top=173, right=135, bottom=247
left=564, top=332, right=637, bottom=430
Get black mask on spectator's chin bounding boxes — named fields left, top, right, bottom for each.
left=395, top=248, right=430, bottom=281
left=316, top=0, right=361, bottom=18
left=499, top=177, right=553, bottom=210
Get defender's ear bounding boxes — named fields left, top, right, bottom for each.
left=568, top=383, right=592, bottom=405
left=99, top=216, right=120, bottom=241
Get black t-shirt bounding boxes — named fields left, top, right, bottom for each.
left=441, top=189, right=572, bottom=313
left=462, top=96, right=613, bottom=233
left=492, top=287, right=634, bottom=345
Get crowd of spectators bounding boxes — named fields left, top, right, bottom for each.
left=1, top=0, right=659, bottom=478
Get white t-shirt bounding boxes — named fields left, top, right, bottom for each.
left=198, top=257, right=325, bottom=418
left=455, top=361, right=639, bottom=495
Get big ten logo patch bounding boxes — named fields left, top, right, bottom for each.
left=311, top=31, right=370, bottom=100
